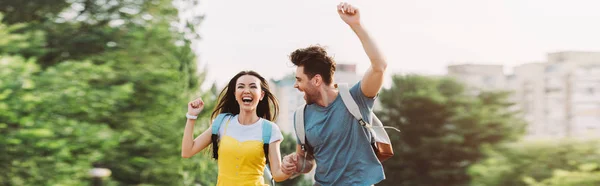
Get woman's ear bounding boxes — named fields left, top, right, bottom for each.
left=260, top=90, right=265, bottom=101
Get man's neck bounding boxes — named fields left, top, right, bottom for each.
left=315, top=84, right=339, bottom=107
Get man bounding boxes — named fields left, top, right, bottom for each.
left=281, top=2, right=388, bottom=185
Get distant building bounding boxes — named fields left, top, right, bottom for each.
left=447, top=64, right=506, bottom=94
left=268, top=74, right=303, bottom=134
left=510, top=63, right=546, bottom=138
left=447, top=51, right=600, bottom=139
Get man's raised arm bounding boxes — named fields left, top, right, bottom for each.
left=338, top=2, right=387, bottom=98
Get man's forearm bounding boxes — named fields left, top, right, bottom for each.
left=350, top=24, right=387, bottom=72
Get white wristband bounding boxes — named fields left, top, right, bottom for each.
left=186, top=113, right=198, bottom=120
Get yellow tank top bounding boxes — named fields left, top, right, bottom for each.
left=216, top=119, right=268, bottom=186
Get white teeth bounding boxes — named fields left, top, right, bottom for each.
left=242, top=97, right=252, bottom=101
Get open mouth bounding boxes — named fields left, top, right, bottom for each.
left=242, top=97, right=253, bottom=104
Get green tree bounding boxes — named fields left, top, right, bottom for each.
left=0, top=0, right=212, bottom=185
left=524, top=163, right=600, bottom=186
left=0, top=0, right=203, bottom=67
left=0, top=13, right=46, bottom=56
left=76, top=2, right=205, bottom=184
left=0, top=56, right=125, bottom=185
left=469, top=139, right=600, bottom=186
left=376, top=75, right=525, bottom=186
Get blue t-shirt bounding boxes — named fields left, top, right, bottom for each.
left=295, top=81, right=385, bottom=186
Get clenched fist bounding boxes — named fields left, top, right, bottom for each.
left=187, top=98, right=205, bottom=116
left=337, top=2, right=361, bottom=27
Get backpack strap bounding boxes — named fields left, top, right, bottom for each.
left=293, top=104, right=310, bottom=173
left=262, top=120, right=275, bottom=186
left=262, top=120, right=272, bottom=165
left=294, top=105, right=307, bottom=151
left=337, top=83, right=377, bottom=144
left=211, top=113, right=232, bottom=160
left=337, top=83, right=369, bottom=127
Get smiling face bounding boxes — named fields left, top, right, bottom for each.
left=289, top=46, right=337, bottom=105
left=294, top=66, right=320, bottom=105
left=211, top=70, right=279, bottom=121
left=235, top=75, right=265, bottom=112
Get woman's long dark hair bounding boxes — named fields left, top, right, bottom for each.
left=210, top=70, right=279, bottom=121
left=210, top=70, right=279, bottom=160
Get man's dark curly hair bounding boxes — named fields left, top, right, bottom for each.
left=289, top=45, right=336, bottom=85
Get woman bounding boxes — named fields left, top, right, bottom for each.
left=181, top=70, right=291, bottom=185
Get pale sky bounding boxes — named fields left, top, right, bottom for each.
left=195, top=0, right=600, bottom=89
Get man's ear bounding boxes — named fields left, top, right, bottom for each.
left=312, top=74, right=322, bottom=86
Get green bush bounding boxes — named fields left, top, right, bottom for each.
left=468, top=139, right=600, bottom=186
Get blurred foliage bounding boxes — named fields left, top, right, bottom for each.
left=469, top=139, right=600, bottom=186
left=0, top=0, right=213, bottom=184
left=377, top=75, right=526, bottom=186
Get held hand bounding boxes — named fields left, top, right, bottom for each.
left=337, top=2, right=361, bottom=27
left=281, top=153, right=298, bottom=175
left=187, top=98, right=205, bottom=116
left=291, top=154, right=301, bottom=172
